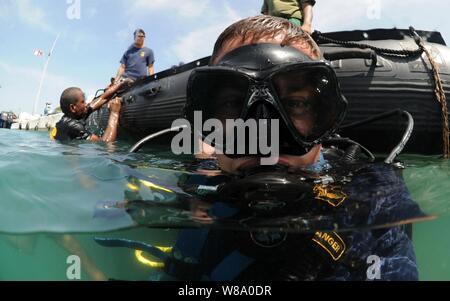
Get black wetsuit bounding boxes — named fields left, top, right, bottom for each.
left=109, top=156, right=421, bottom=281
left=149, top=163, right=421, bottom=281
left=53, top=107, right=93, bottom=141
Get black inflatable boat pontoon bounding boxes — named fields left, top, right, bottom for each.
left=87, top=28, right=450, bottom=155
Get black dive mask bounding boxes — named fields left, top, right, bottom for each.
left=186, top=43, right=348, bottom=157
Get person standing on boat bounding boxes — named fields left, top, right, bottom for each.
left=262, top=0, right=315, bottom=34
left=114, top=29, right=155, bottom=84
left=51, top=84, right=123, bottom=142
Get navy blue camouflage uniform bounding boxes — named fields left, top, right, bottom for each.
left=162, top=163, right=421, bottom=281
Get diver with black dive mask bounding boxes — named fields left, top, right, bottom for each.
left=185, top=42, right=347, bottom=160
left=95, top=15, right=425, bottom=281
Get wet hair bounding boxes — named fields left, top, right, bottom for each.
left=134, top=29, right=146, bottom=38
left=60, top=87, right=83, bottom=115
left=211, top=15, right=321, bottom=64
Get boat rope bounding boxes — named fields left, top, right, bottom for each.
left=312, top=31, right=424, bottom=58
left=410, top=27, right=450, bottom=159
left=314, top=28, right=449, bottom=158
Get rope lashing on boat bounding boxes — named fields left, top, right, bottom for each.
left=410, top=27, right=450, bottom=159
left=312, top=31, right=424, bottom=58
left=313, top=29, right=449, bottom=158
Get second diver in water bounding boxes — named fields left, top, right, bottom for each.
left=51, top=83, right=124, bottom=143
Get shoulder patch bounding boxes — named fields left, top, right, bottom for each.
left=312, top=231, right=346, bottom=261
left=314, top=184, right=347, bottom=207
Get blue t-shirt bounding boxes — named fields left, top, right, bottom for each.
left=120, top=45, right=155, bottom=80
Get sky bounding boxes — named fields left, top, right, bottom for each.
left=0, top=0, right=449, bottom=114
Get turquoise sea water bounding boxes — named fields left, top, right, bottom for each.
left=0, top=128, right=448, bottom=280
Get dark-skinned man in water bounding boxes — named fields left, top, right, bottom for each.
left=51, top=83, right=123, bottom=142
left=47, top=83, right=127, bottom=281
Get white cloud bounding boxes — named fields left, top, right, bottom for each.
left=314, top=0, right=444, bottom=33
left=0, top=61, right=69, bottom=88
left=67, top=30, right=96, bottom=52
left=0, top=0, right=55, bottom=34
left=127, top=0, right=210, bottom=18
left=162, top=0, right=449, bottom=70
left=314, top=0, right=372, bottom=32
left=167, top=0, right=388, bottom=65
left=16, top=0, right=55, bottom=34
left=0, top=61, right=97, bottom=113
left=87, top=7, right=98, bottom=19
left=170, top=2, right=244, bottom=63
left=116, top=23, right=138, bottom=44
left=0, top=1, right=14, bottom=22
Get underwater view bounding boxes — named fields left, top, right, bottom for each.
left=0, top=129, right=448, bottom=281
left=2, top=0, right=450, bottom=286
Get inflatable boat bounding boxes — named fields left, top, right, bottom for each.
left=86, top=28, right=450, bottom=155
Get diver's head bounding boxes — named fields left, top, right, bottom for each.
left=186, top=16, right=347, bottom=174
left=210, top=15, right=321, bottom=64
left=60, top=87, right=89, bottom=119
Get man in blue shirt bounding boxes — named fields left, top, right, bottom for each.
left=114, top=29, right=155, bottom=83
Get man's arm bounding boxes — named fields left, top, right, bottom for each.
left=147, top=50, right=155, bottom=76
left=89, top=82, right=124, bottom=112
left=301, top=2, right=314, bottom=34
left=148, top=64, right=155, bottom=76
left=89, top=98, right=122, bottom=143
left=114, top=64, right=126, bottom=84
